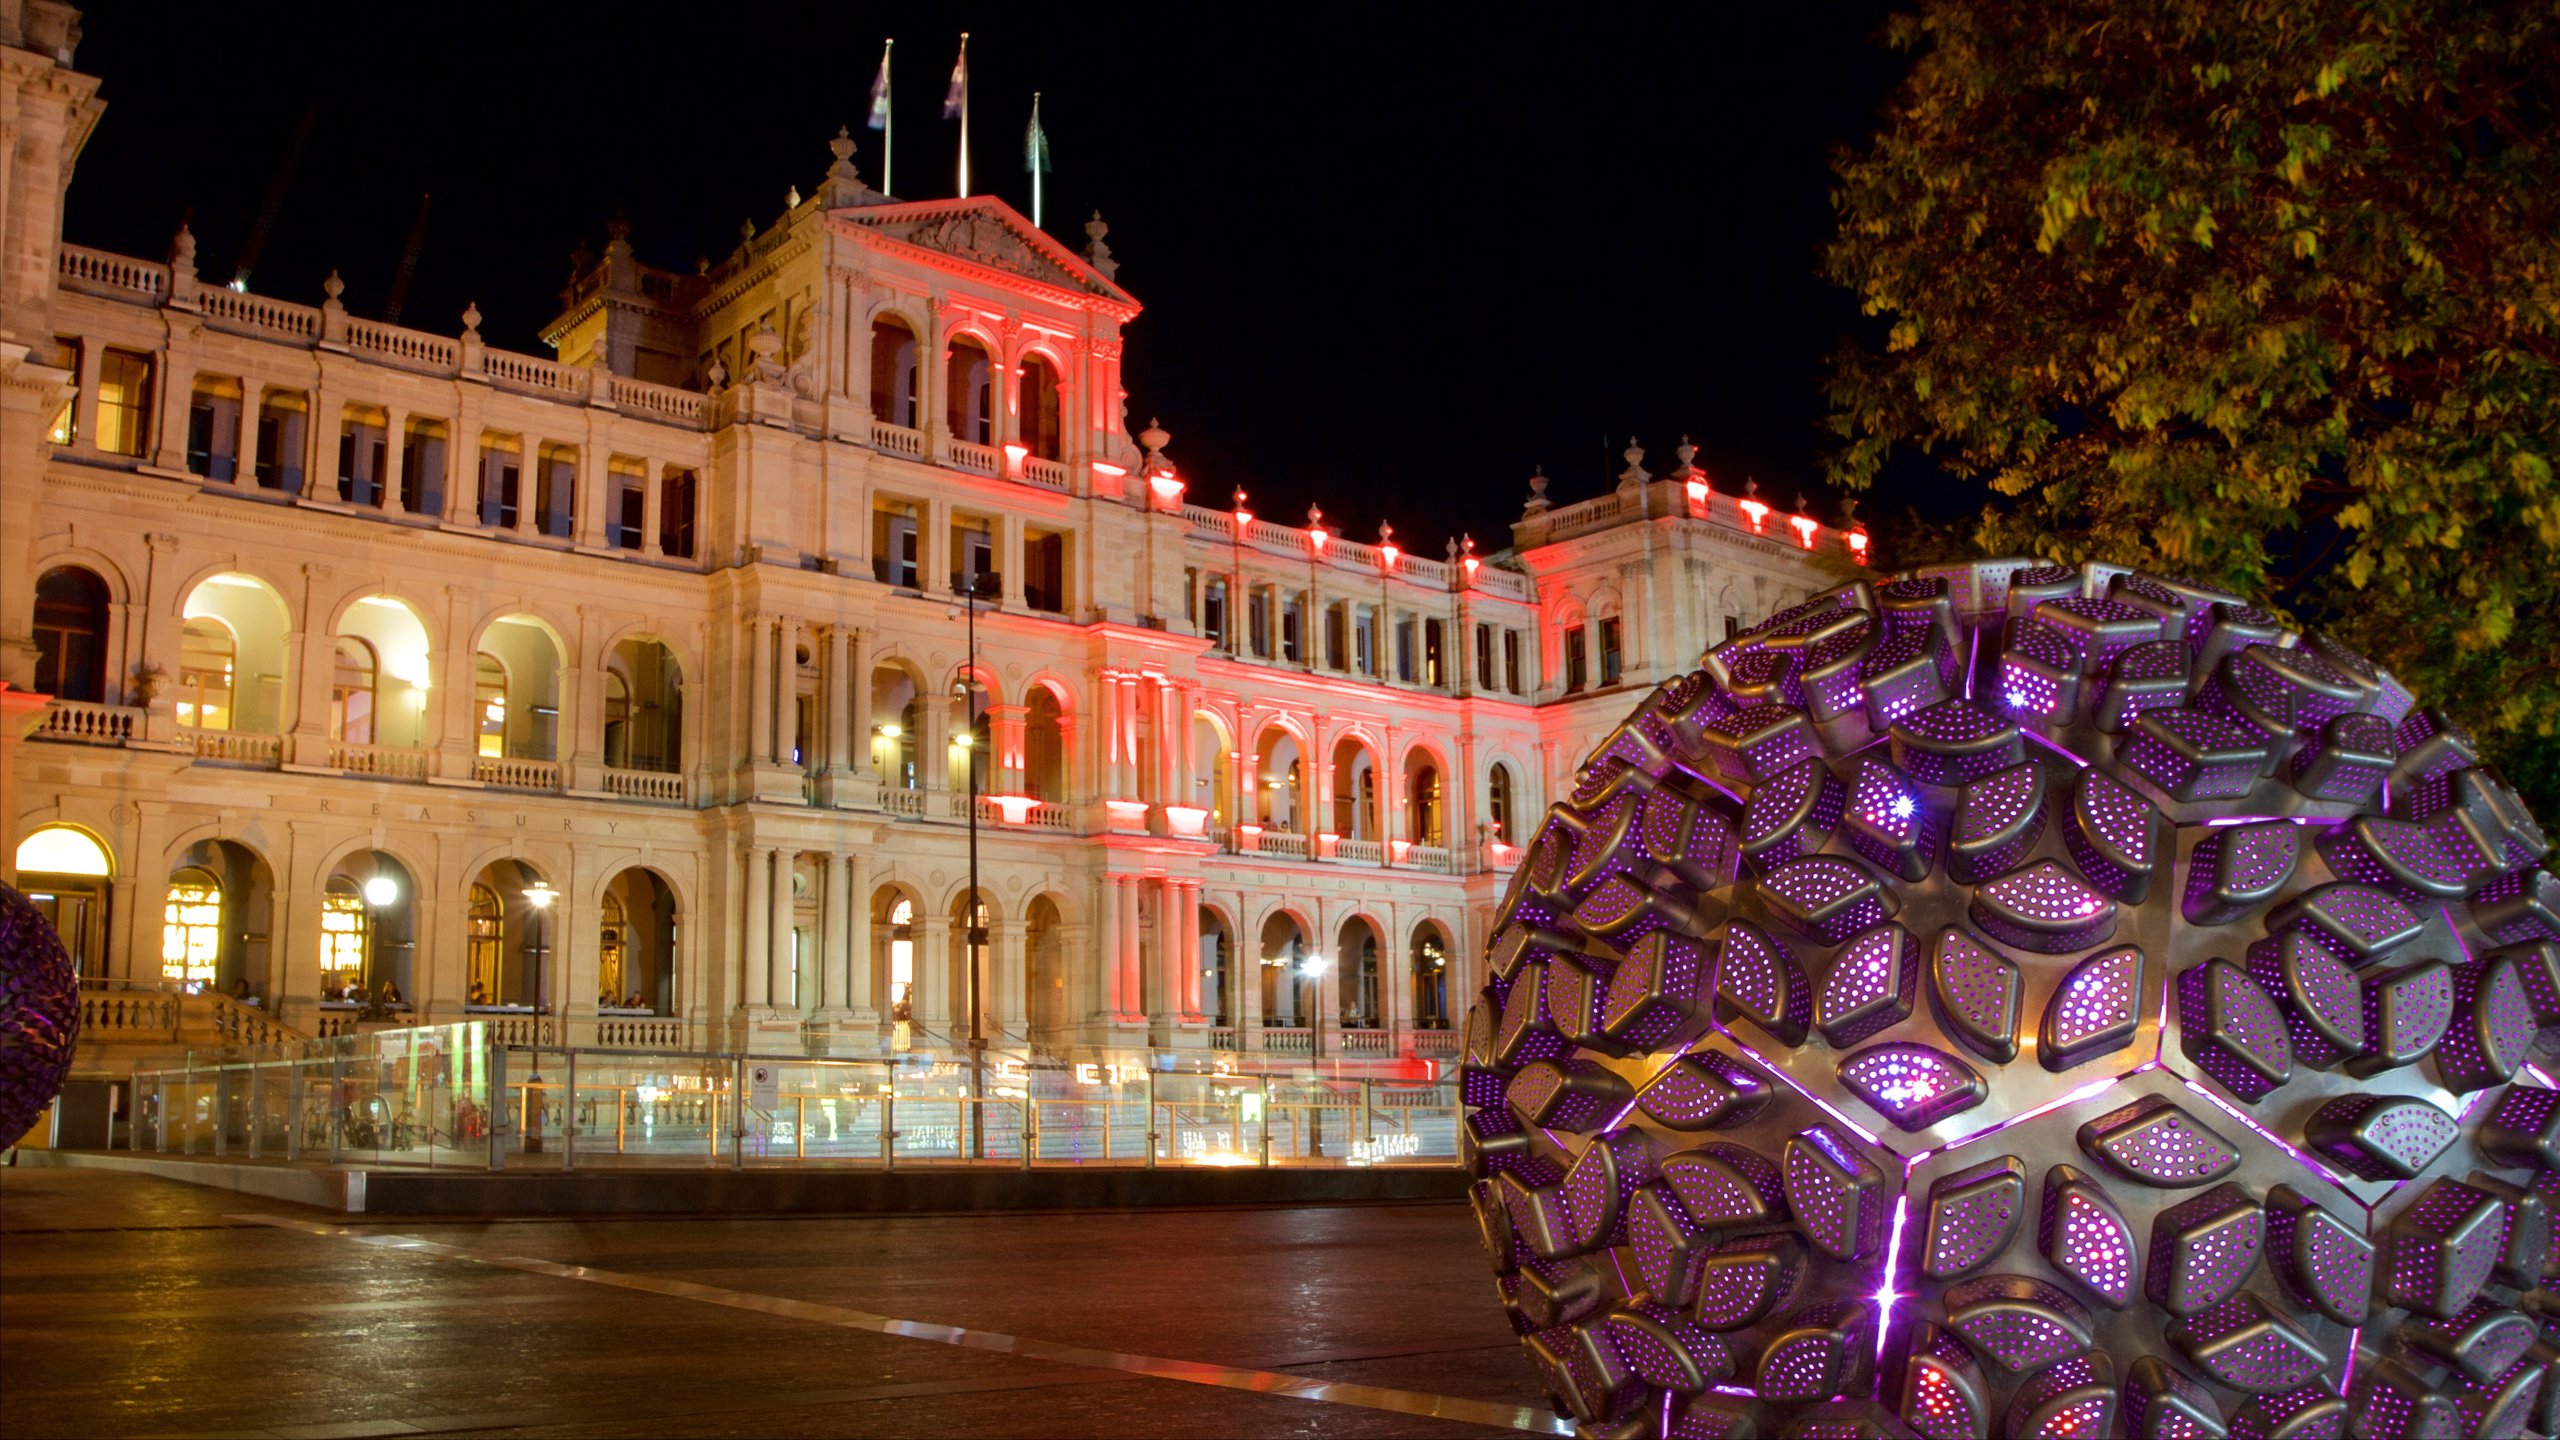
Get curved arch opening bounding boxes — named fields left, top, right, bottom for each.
left=322, top=849, right=416, bottom=1008
left=868, top=317, right=918, bottom=429
left=182, top=573, right=289, bottom=734
left=599, top=867, right=679, bottom=1015
left=33, top=565, right=111, bottom=703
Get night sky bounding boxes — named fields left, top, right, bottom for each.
left=66, top=3, right=1918, bottom=555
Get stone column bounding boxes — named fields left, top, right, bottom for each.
left=823, top=625, right=851, bottom=778
left=1178, top=880, right=1204, bottom=1021
left=382, top=407, right=408, bottom=514
left=992, top=917, right=1028, bottom=1034
left=513, top=434, right=538, bottom=538
left=1150, top=878, right=1179, bottom=1024
left=1117, top=875, right=1143, bottom=1022
left=1097, top=875, right=1124, bottom=1019
left=776, top=615, right=803, bottom=769
left=768, top=847, right=797, bottom=1011
left=282, top=564, right=333, bottom=768
left=849, top=628, right=875, bottom=776
left=746, top=616, right=775, bottom=767
left=741, top=844, right=771, bottom=1008
left=989, top=703, right=1026, bottom=795
left=846, top=851, right=877, bottom=1024
left=642, top=464, right=664, bottom=557
left=914, top=913, right=953, bottom=1031
left=233, top=383, right=259, bottom=488
left=819, top=851, right=848, bottom=1016
left=999, top=513, right=1026, bottom=607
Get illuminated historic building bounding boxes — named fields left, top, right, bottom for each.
left=0, top=5, right=1856, bottom=1067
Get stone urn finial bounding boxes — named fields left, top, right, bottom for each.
left=1524, top=464, right=1551, bottom=516
left=461, top=301, right=482, bottom=339
left=1084, top=210, right=1118, bottom=280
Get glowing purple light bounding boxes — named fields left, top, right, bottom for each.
left=2022, top=730, right=2091, bottom=768
left=2176, top=1078, right=2344, bottom=1185
left=1722, top=1033, right=1887, bottom=1147
left=1874, top=1194, right=1912, bottom=1369
left=1939, top=1074, right=2122, bottom=1152
left=1890, top=795, right=1916, bottom=821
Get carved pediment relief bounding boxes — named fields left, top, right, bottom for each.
left=843, top=200, right=1131, bottom=306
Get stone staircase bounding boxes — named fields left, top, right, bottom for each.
left=72, top=980, right=310, bottom=1082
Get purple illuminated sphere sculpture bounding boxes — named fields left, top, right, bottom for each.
left=1465, top=558, right=2560, bottom=1440
left=0, top=882, right=82, bottom=1144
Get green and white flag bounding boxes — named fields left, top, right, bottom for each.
left=1024, top=92, right=1051, bottom=227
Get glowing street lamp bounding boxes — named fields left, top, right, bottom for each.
left=1300, top=951, right=1332, bottom=1157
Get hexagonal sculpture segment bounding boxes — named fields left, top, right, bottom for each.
left=1458, top=556, right=2554, bottom=1437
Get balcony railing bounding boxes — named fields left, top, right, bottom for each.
left=1251, top=829, right=1310, bottom=860
left=1339, top=1029, right=1393, bottom=1056
left=184, top=728, right=282, bottom=767
left=33, top=700, right=139, bottom=745
left=329, top=741, right=429, bottom=780
left=1405, top=845, right=1454, bottom=873
left=945, top=438, right=999, bottom=476
left=1334, top=838, right=1384, bottom=865
left=870, top=420, right=925, bottom=459
left=603, top=766, right=685, bottom=803
left=1258, top=1027, right=1312, bottom=1055
left=474, top=755, right=561, bottom=791
left=1020, top=455, right=1071, bottom=490
left=880, top=786, right=928, bottom=817
left=1412, top=1030, right=1461, bottom=1059
left=595, top=1015, right=687, bottom=1049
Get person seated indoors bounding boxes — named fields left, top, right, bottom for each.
left=467, top=979, right=488, bottom=1006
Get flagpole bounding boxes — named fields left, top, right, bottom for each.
left=883, top=39, right=894, bottom=198
left=1029, top=91, right=1043, bottom=228
left=957, top=31, right=971, bottom=198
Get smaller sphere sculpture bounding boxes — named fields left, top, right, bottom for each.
left=0, top=883, right=83, bottom=1144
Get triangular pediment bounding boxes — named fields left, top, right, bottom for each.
left=834, top=197, right=1136, bottom=310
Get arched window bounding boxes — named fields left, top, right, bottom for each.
left=1024, top=686, right=1066, bottom=802
left=1020, top=353, right=1062, bottom=460
left=14, top=825, right=112, bottom=976
left=1412, top=926, right=1450, bottom=1030
left=602, top=669, right=632, bottom=768
left=178, top=617, right=236, bottom=730
left=1488, top=763, right=1516, bottom=843
left=869, top=318, right=918, bottom=428
left=466, top=883, right=503, bottom=1005
left=319, top=877, right=367, bottom=997
left=32, top=566, right=110, bottom=703
left=1346, top=926, right=1381, bottom=1027
left=946, top=337, right=993, bottom=444
left=598, top=891, right=628, bottom=1005
left=474, top=653, right=508, bottom=758
left=1406, top=760, right=1444, bottom=847
left=163, top=867, right=223, bottom=988
left=887, top=897, right=915, bottom=1020
left=330, top=638, right=378, bottom=744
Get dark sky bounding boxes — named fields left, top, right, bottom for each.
left=66, top=2, right=1916, bottom=554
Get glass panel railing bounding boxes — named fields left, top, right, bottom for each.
left=125, top=1029, right=1461, bottom=1172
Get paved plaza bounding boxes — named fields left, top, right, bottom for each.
left=0, top=1167, right=1556, bottom=1439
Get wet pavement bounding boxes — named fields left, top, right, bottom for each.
left=0, top=1165, right=1550, bottom=1439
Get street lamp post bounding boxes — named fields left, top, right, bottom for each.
left=951, top=567, right=995, bottom=1160
left=1300, top=950, right=1330, bottom=1158
left=359, top=874, right=399, bottom=1013
left=521, top=880, right=556, bottom=1152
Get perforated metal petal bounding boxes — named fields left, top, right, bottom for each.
left=1971, top=859, right=2119, bottom=953
left=2182, top=820, right=2302, bottom=927
left=1941, top=1272, right=2095, bottom=1373
left=2006, top=1352, right=2116, bottom=1439
left=2399, top=1296, right=2537, bottom=1383
left=1895, top=1321, right=1988, bottom=1440
left=2303, top=1093, right=2457, bottom=1181
left=1816, top=923, right=1919, bottom=1048
left=2176, top=958, right=2295, bottom=1102
left=1929, top=925, right=2024, bottom=1063
left=1920, top=1155, right=2027, bottom=1280
left=2144, top=1181, right=2264, bottom=1317
left=2170, top=1293, right=2325, bottom=1394
left=2040, top=945, right=2147, bottom=1070
left=2124, top=1353, right=2228, bottom=1440
left=2264, top=1184, right=2374, bottom=1325
left=1837, top=1041, right=1987, bottom=1132
left=2077, top=1095, right=2242, bottom=1188
left=2265, top=881, right=2425, bottom=962
left=1782, top=1122, right=1888, bottom=1260
left=2040, top=1163, right=2141, bottom=1308
left=2382, top=1177, right=2508, bottom=1319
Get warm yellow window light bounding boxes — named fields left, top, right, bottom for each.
left=15, top=826, right=111, bottom=877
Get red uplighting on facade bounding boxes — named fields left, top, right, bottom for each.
left=1739, top=498, right=1771, bottom=532
left=1849, top=529, right=1871, bottom=565
left=1163, top=804, right=1210, bottom=839
left=1685, top=479, right=1709, bottom=509
left=1308, top=527, right=1328, bottom=552
left=989, top=795, right=1038, bottom=824
left=1091, top=460, right=1127, bottom=477
left=1790, top=514, right=1819, bottom=548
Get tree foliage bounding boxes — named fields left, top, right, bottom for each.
left=1824, top=0, right=2560, bottom=807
